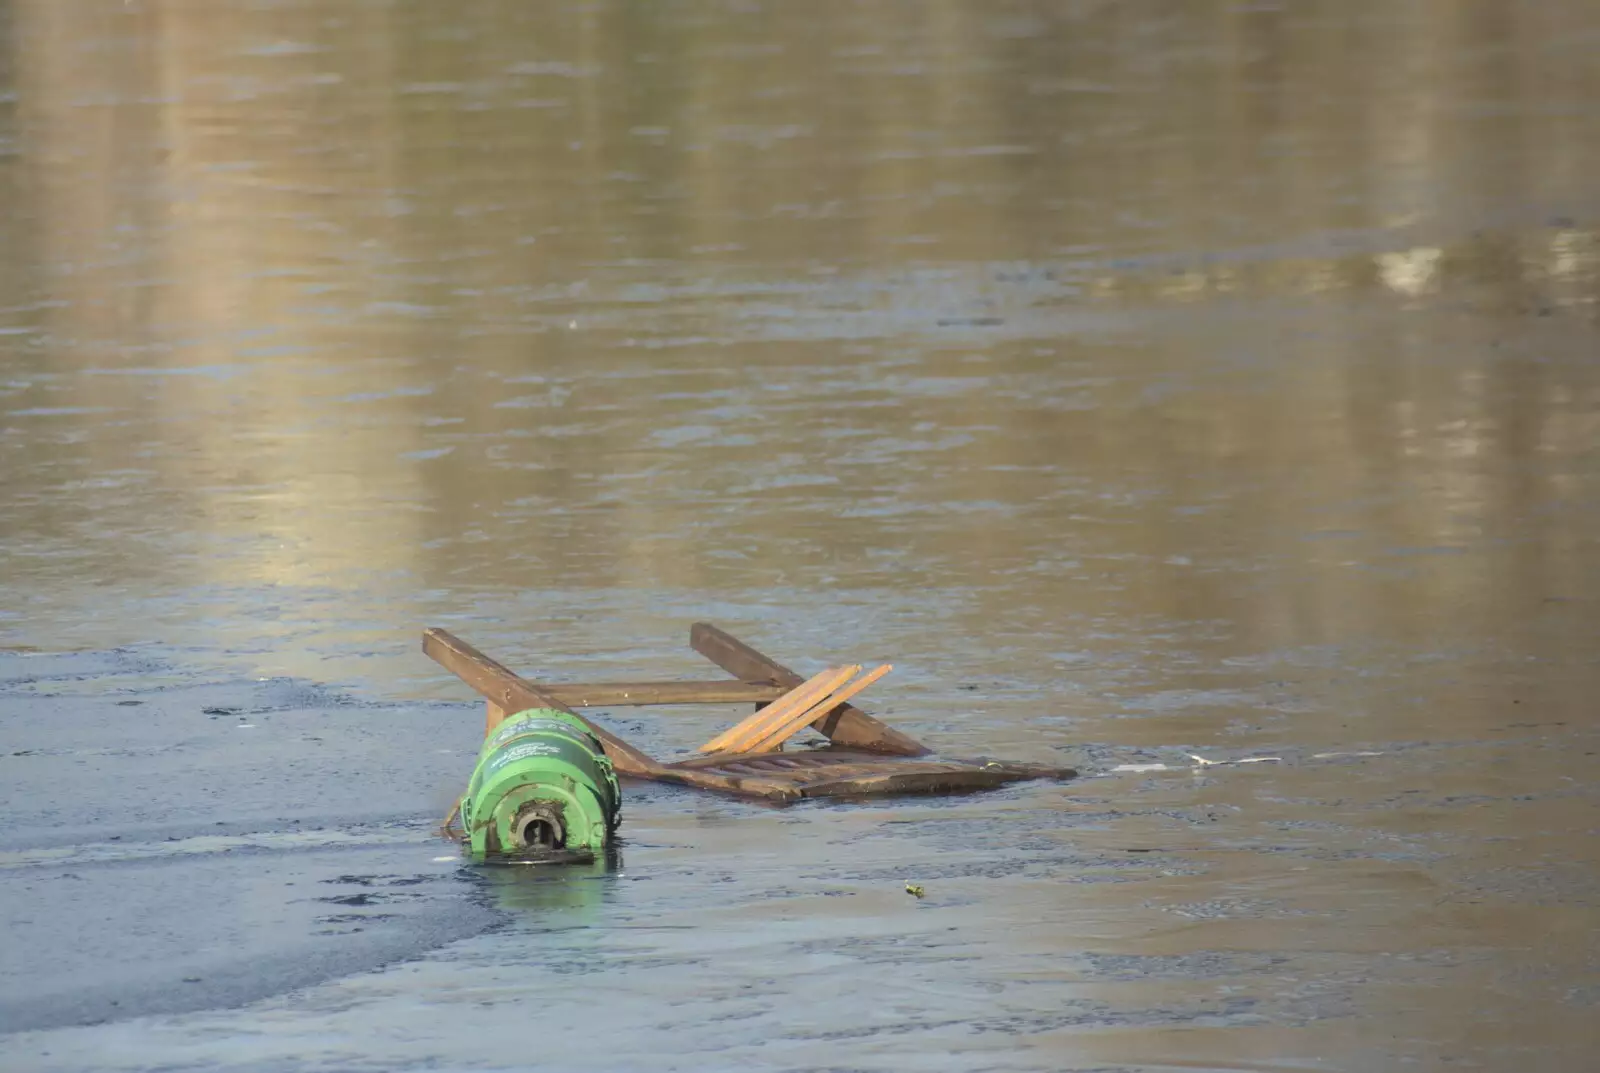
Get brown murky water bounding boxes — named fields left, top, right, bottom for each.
left=2, top=2, right=1598, bottom=1070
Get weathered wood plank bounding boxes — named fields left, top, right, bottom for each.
left=790, top=766, right=1032, bottom=799
left=665, top=749, right=882, bottom=771
left=689, top=623, right=929, bottom=756
left=789, top=757, right=1071, bottom=798
left=543, top=680, right=785, bottom=707
left=422, top=628, right=661, bottom=777
left=701, top=665, right=859, bottom=754
left=657, top=752, right=1074, bottom=802
left=649, top=766, right=803, bottom=802
left=744, top=664, right=893, bottom=754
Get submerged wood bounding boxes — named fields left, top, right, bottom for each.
left=689, top=622, right=929, bottom=756
left=657, top=749, right=1073, bottom=803
left=424, top=624, right=1074, bottom=803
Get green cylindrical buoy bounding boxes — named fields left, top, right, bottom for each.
left=460, top=708, right=621, bottom=858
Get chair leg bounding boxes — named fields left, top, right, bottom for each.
left=484, top=700, right=507, bottom=738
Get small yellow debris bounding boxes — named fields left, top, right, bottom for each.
left=905, top=883, right=925, bottom=899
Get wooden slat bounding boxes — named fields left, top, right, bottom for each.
left=791, top=767, right=1023, bottom=799
left=422, top=628, right=661, bottom=777
left=650, top=766, right=804, bottom=802
left=789, top=758, right=1072, bottom=798
left=665, top=749, right=878, bottom=771
left=543, top=680, right=786, bottom=707
left=744, top=664, right=893, bottom=754
left=690, top=623, right=928, bottom=756
left=698, top=666, right=855, bottom=754
left=700, top=665, right=859, bottom=754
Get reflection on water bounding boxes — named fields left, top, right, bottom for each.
left=475, top=853, right=618, bottom=918
left=1, top=1, right=1598, bottom=1069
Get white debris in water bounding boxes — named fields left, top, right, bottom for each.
left=1109, top=755, right=1282, bottom=774
left=1188, top=754, right=1281, bottom=766
left=1111, top=751, right=1382, bottom=775
left=1113, top=751, right=1388, bottom=777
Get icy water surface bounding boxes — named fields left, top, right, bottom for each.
left=2, top=2, right=1598, bottom=1070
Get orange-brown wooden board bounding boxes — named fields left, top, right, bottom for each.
left=701, top=665, right=859, bottom=754
left=742, top=663, right=892, bottom=754
left=690, top=623, right=927, bottom=756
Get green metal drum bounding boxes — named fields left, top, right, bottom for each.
left=460, top=708, right=621, bottom=857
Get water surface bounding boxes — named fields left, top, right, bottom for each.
left=2, top=2, right=1597, bottom=1070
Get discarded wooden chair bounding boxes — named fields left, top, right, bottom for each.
left=423, top=623, right=1074, bottom=804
